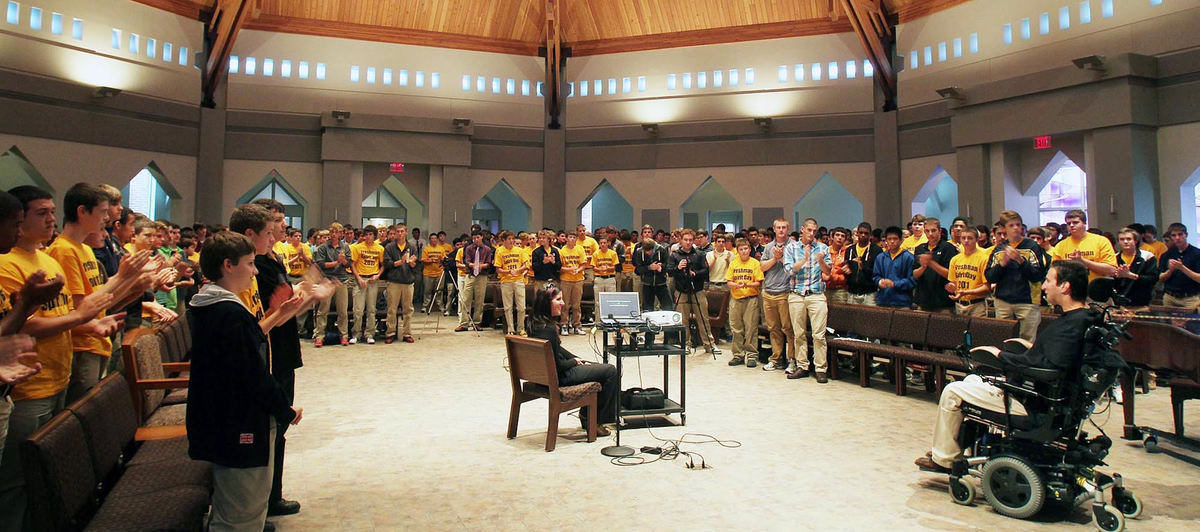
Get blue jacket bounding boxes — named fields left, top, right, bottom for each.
left=873, top=250, right=916, bottom=307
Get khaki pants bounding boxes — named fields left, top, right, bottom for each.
left=561, top=281, right=582, bottom=328
left=847, top=292, right=876, bottom=306
left=729, top=296, right=761, bottom=358
left=1163, top=293, right=1200, bottom=312
left=955, top=300, right=988, bottom=317
left=788, top=292, right=828, bottom=372
left=352, top=278, right=384, bottom=339
left=315, top=279, right=349, bottom=338
left=675, top=290, right=713, bottom=349
left=209, top=425, right=276, bottom=532
left=459, top=275, right=489, bottom=327
left=762, top=292, right=793, bottom=365
left=501, top=281, right=527, bottom=334
left=385, top=282, right=414, bottom=338
left=993, top=299, right=1040, bottom=343
left=0, top=397, right=10, bottom=469
left=594, top=276, right=617, bottom=293
left=423, top=275, right=442, bottom=311
left=827, top=288, right=849, bottom=303
left=931, top=374, right=1027, bottom=467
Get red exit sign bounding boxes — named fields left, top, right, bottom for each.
left=1034, top=136, right=1052, bottom=150
left=389, top=162, right=405, bottom=173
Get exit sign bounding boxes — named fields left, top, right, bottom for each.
left=1034, top=136, right=1052, bottom=150
left=389, top=162, right=405, bottom=173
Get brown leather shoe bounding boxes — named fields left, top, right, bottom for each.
left=595, top=425, right=611, bottom=437
left=787, top=369, right=810, bottom=380
left=815, top=372, right=828, bottom=384
left=914, top=455, right=950, bottom=473
left=454, top=326, right=468, bottom=332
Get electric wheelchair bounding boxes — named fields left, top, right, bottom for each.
left=943, top=278, right=1142, bottom=532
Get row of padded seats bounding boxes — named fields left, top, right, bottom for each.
left=823, top=303, right=1021, bottom=396
left=20, top=373, right=211, bottom=531
left=121, top=322, right=190, bottom=437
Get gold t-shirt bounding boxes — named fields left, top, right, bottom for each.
left=46, top=233, right=111, bottom=357
left=0, top=247, right=74, bottom=401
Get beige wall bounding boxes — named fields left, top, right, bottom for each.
left=0, top=132, right=196, bottom=222
left=1158, top=121, right=1200, bottom=229
left=221, top=160, right=323, bottom=227
left=900, top=153, right=959, bottom=220
left=465, top=169, right=544, bottom=231
left=567, top=163, right=876, bottom=230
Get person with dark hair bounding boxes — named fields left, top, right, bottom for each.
left=1158, top=222, right=1200, bottom=312
left=1113, top=227, right=1157, bottom=311
left=1051, top=209, right=1117, bottom=281
left=911, top=217, right=958, bottom=314
left=189, top=230, right=303, bottom=532
left=348, top=225, right=384, bottom=344
left=986, top=210, right=1049, bottom=342
left=916, top=260, right=1092, bottom=473
left=668, top=229, right=716, bottom=355
left=383, top=224, right=419, bottom=343
left=527, top=283, right=618, bottom=436
left=494, top=230, right=530, bottom=336
left=845, top=222, right=882, bottom=306
left=949, top=217, right=969, bottom=251
left=1140, top=224, right=1167, bottom=260
left=455, top=230, right=492, bottom=333
left=873, top=226, right=916, bottom=308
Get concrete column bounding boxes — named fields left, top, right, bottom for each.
left=956, top=144, right=991, bottom=227
left=321, top=161, right=363, bottom=226
left=1088, top=125, right=1160, bottom=228
left=428, top=165, right=443, bottom=232
left=440, top=165, right=472, bottom=234
left=543, top=128, right=566, bottom=230
left=194, top=107, right=226, bottom=225
left=873, top=86, right=901, bottom=226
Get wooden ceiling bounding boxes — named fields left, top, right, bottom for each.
left=136, top=0, right=968, bottom=56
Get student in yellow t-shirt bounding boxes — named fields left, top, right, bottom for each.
left=420, top=233, right=449, bottom=312
left=557, top=233, right=587, bottom=333
left=279, top=228, right=312, bottom=280
left=575, top=224, right=598, bottom=281
left=494, top=230, right=530, bottom=335
left=349, top=226, right=385, bottom=344
left=726, top=237, right=764, bottom=367
left=1050, top=210, right=1117, bottom=281
left=947, top=229, right=991, bottom=317
left=1140, top=224, right=1168, bottom=260
left=899, top=215, right=928, bottom=254
left=591, top=236, right=619, bottom=293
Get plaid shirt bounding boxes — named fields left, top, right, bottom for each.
left=783, top=239, right=831, bottom=295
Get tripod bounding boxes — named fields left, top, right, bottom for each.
left=673, top=273, right=717, bottom=359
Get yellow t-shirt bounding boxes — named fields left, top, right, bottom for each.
left=948, top=247, right=990, bottom=303
left=46, top=233, right=112, bottom=357
left=622, top=245, right=636, bottom=273
left=900, top=233, right=927, bottom=255
left=1051, top=233, right=1117, bottom=280
left=726, top=256, right=764, bottom=299
left=276, top=242, right=310, bottom=277
left=0, top=283, right=11, bottom=321
left=0, top=247, right=74, bottom=401
left=351, top=242, right=385, bottom=277
left=578, top=236, right=598, bottom=266
left=238, top=278, right=265, bottom=321
left=1141, top=240, right=1168, bottom=260
left=123, top=242, right=136, bottom=254
left=454, top=247, right=468, bottom=276
left=523, top=245, right=535, bottom=281
left=592, top=248, right=619, bottom=276
left=494, top=246, right=528, bottom=283
left=421, top=243, right=448, bottom=278
left=558, top=245, right=586, bottom=283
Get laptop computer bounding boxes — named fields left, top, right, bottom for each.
left=597, top=292, right=644, bottom=326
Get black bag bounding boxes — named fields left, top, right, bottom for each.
left=621, top=387, right=665, bottom=410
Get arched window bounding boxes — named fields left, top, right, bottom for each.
left=362, top=186, right=406, bottom=228
left=579, top=180, right=632, bottom=232
left=1038, top=158, right=1087, bottom=226
left=238, top=171, right=306, bottom=229
left=681, top=176, right=742, bottom=232
left=123, top=164, right=177, bottom=220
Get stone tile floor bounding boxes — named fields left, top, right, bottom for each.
left=275, top=314, right=1200, bottom=531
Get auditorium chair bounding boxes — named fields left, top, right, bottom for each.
left=581, top=280, right=596, bottom=323
left=504, top=335, right=599, bottom=451
left=706, top=289, right=730, bottom=340
left=120, top=328, right=188, bottom=435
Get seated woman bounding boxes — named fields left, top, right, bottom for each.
left=528, top=283, right=619, bottom=436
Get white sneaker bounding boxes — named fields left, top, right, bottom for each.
left=349, top=337, right=358, bottom=345
left=1112, top=385, right=1124, bottom=405
left=762, top=362, right=780, bottom=371
left=785, top=360, right=798, bottom=374
left=574, top=327, right=585, bottom=335
left=366, top=336, right=376, bottom=345
left=561, top=326, right=570, bottom=335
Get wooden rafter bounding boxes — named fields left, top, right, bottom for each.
left=838, top=0, right=897, bottom=111
left=202, top=0, right=256, bottom=107
left=544, top=0, right=564, bottom=128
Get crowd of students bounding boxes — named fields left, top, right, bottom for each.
left=5, top=180, right=1200, bottom=530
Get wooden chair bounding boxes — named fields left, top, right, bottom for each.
left=505, top=335, right=599, bottom=451
left=706, top=289, right=731, bottom=340
left=120, top=328, right=188, bottom=439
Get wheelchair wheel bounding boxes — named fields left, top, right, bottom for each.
left=949, top=476, right=976, bottom=505
left=1113, top=490, right=1143, bottom=519
left=981, top=456, right=1045, bottom=519
left=1094, top=504, right=1125, bottom=532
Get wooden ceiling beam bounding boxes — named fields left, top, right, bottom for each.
left=202, top=0, right=254, bottom=107
left=544, top=0, right=564, bottom=129
left=244, top=15, right=541, bottom=56
left=570, top=17, right=852, bottom=56
left=839, top=0, right=897, bottom=110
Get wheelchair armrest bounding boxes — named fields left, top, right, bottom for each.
left=1003, top=338, right=1032, bottom=354
left=970, top=346, right=1003, bottom=371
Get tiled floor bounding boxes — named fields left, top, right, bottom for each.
left=275, top=314, right=1200, bottom=531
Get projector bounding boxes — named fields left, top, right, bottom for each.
left=643, top=311, right=682, bottom=326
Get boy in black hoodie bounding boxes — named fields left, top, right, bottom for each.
left=188, top=231, right=302, bottom=532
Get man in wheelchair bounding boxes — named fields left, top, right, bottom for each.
left=914, top=261, right=1139, bottom=530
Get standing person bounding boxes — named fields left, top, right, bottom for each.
left=783, top=218, right=832, bottom=382
left=873, top=226, right=916, bottom=308
left=188, top=231, right=303, bottom=532
left=279, top=228, right=313, bottom=336
left=1140, top=224, right=1168, bottom=260
left=725, top=238, right=763, bottom=368
left=946, top=228, right=991, bottom=317
left=591, top=235, right=619, bottom=294
left=1159, top=223, right=1200, bottom=312
left=619, top=231, right=637, bottom=291
left=668, top=229, right=716, bottom=355
left=1113, top=227, right=1157, bottom=312
left=456, top=230, right=493, bottom=332
left=706, top=233, right=732, bottom=295
left=900, top=215, right=928, bottom=255
left=494, top=231, right=530, bottom=336
left=826, top=227, right=850, bottom=303
left=949, top=217, right=970, bottom=251
left=1050, top=210, right=1117, bottom=281
left=312, top=223, right=352, bottom=347
left=382, top=224, right=419, bottom=343
left=530, top=230, right=561, bottom=283
left=558, top=233, right=587, bottom=334
left=985, top=210, right=1048, bottom=342
left=759, top=218, right=795, bottom=372
left=633, top=234, right=671, bottom=313
left=845, top=222, right=883, bottom=306
left=349, top=226, right=384, bottom=344
left=91, top=184, right=124, bottom=278
left=420, top=232, right=448, bottom=313
left=911, top=217, right=958, bottom=314
left=576, top=224, right=598, bottom=283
